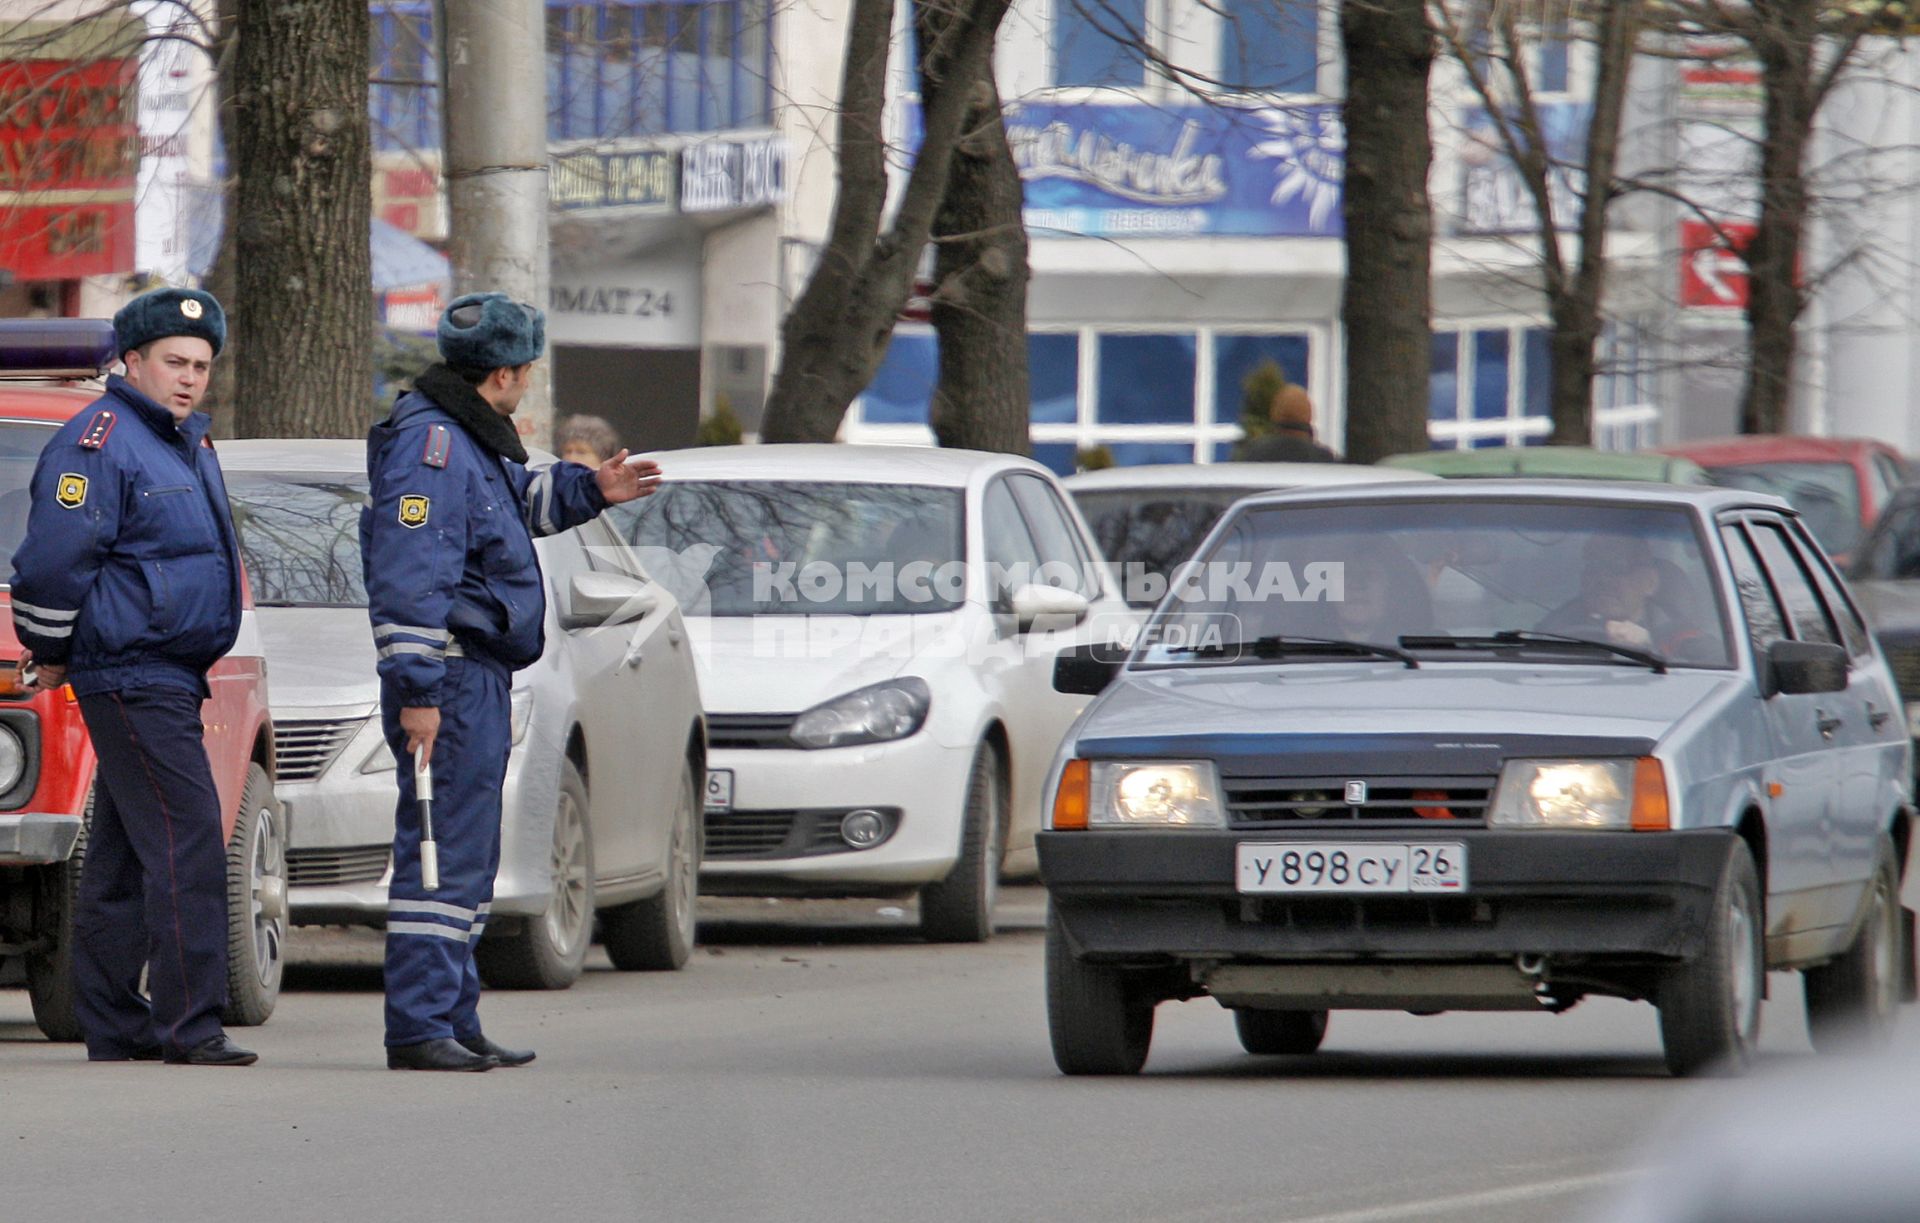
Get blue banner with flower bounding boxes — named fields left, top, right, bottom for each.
left=998, top=100, right=1345, bottom=239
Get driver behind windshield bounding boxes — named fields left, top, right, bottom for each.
left=1538, top=535, right=1673, bottom=651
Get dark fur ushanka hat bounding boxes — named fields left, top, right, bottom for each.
left=437, top=292, right=546, bottom=372
left=112, top=288, right=226, bottom=359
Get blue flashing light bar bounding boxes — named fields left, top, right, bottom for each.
left=0, top=319, right=116, bottom=377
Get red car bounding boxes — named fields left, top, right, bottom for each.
left=0, top=319, right=284, bottom=1040
left=1653, top=435, right=1912, bottom=562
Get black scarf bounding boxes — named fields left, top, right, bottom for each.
left=412, top=363, right=529, bottom=464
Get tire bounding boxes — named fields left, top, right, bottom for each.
left=25, top=788, right=89, bottom=1043
left=477, top=758, right=593, bottom=990
left=919, top=744, right=1003, bottom=944
left=1803, top=832, right=1901, bottom=1054
left=1234, top=1007, right=1329, bottom=1056
left=602, top=757, right=700, bottom=972
left=1046, top=908, right=1153, bottom=1075
left=222, top=763, right=286, bottom=1026
left=1658, top=839, right=1764, bottom=1078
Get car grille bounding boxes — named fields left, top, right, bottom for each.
left=287, top=844, right=390, bottom=886
left=1224, top=775, right=1498, bottom=826
left=702, top=808, right=890, bottom=859
left=274, top=716, right=368, bottom=782
left=706, top=713, right=799, bottom=750
left=1882, top=643, right=1920, bottom=701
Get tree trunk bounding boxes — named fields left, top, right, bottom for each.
left=1339, top=0, right=1434, bottom=463
left=1740, top=0, right=1817, bottom=435
left=760, top=0, right=1013, bottom=443
left=200, top=0, right=241, bottom=438
left=917, top=2, right=1030, bottom=455
left=227, top=0, right=373, bottom=438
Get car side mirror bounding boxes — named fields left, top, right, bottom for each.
left=1766, top=639, right=1848, bottom=697
left=1053, top=641, right=1121, bottom=695
left=1011, top=584, right=1089, bottom=632
left=561, top=570, right=656, bottom=630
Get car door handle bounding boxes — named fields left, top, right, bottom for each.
left=1815, top=710, right=1844, bottom=737
left=621, top=638, right=646, bottom=670
left=1867, top=702, right=1893, bottom=730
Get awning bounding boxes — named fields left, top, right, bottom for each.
left=187, top=202, right=449, bottom=293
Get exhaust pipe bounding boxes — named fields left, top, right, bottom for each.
left=1516, top=953, right=1548, bottom=979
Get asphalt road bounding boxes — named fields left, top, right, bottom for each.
left=1, top=885, right=1914, bottom=1223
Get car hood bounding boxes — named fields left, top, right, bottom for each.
left=1075, top=663, right=1737, bottom=758
left=258, top=607, right=378, bottom=711
left=1851, top=579, right=1920, bottom=636
left=687, top=614, right=960, bottom=714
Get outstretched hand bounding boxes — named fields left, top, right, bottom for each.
left=595, top=449, right=662, bottom=504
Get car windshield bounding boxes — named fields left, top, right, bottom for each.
left=1706, top=461, right=1860, bottom=556
left=226, top=472, right=369, bottom=608
left=609, top=480, right=965, bottom=616
left=1073, top=487, right=1264, bottom=608
left=0, top=420, right=58, bottom=582
left=1133, top=498, right=1733, bottom=669
left=1852, top=498, right=1920, bottom=582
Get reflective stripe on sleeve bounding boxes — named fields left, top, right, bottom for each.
left=526, top=468, right=558, bottom=537
left=373, top=623, right=451, bottom=644
left=13, top=614, right=72, bottom=639
left=11, top=600, right=78, bottom=622
left=377, top=641, right=447, bottom=661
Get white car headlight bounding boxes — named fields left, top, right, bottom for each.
left=0, top=723, right=24, bottom=794
left=1088, top=761, right=1225, bottom=828
left=1490, top=759, right=1639, bottom=829
left=790, top=678, right=931, bottom=750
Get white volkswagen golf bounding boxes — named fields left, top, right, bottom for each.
left=609, top=445, right=1134, bottom=941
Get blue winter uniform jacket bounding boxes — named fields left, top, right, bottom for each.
left=361, top=390, right=607, bottom=706
left=8, top=375, right=242, bottom=698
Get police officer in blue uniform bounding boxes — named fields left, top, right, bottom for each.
left=364, top=292, right=658, bottom=1071
left=9, top=288, right=257, bottom=1066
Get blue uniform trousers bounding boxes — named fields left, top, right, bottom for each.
left=381, top=653, right=511, bottom=1047
left=73, top=687, right=229, bottom=1059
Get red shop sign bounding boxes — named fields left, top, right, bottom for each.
left=0, top=56, right=138, bottom=280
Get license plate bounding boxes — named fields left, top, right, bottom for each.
left=704, top=769, right=734, bottom=812
left=1236, top=842, right=1468, bottom=894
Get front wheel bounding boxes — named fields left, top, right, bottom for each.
left=477, top=758, right=594, bottom=990
left=1803, top=833, right=1901, bottom=1053
left=1046, top=908, right=1153, bottom=1075
left=222, top=763, right=285, bottom=1026
left=1657, top=840, right=1763, bottom=1077
left=919, top=744, right=1003, bottom=944
left=602, top=757, right=700, bottom=972
left=25, top=790, right=89, bottom=1042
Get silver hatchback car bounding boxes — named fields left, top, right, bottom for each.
left=1042, top=481, right=1914, bottom=1077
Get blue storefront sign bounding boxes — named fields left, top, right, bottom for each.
left=1004, top=100, right=1345, bottom=239
left=1458, top=101, right=1591, bottom=235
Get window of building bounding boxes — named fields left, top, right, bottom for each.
left=1054, top=0, right=1148, bottom=88
left=1215, top=0, right=1320, bottom=93
left=1096, top=333, right=1196, bottom=425
left=1213, top=333, right=1312, bottom=425
left=370, top=3, right=439, bottom=153
left=1427, top=325, right=1550, bottom=449
left=544, top=0, right=774, bottom=139
left=863, top=331, right=938, bottom=425
left=1030, top=333, right=1079, bottom=424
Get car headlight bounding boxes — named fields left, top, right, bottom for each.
left=1490, top=758, right=1669, bottom=830
left=789, top=678, right=931, bottom=750
left=1087, top=760, right=1224, bottom=828
left=0, top=724, right=23, bottom=793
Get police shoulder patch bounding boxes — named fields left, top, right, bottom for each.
left=77, top=409, right=115, bottom=449
left=56, top=473, right=88, bottom=509
left=398, top=494, right=431, bottom=528
left=422, top=424, right=451, bottom=469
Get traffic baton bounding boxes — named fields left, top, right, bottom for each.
left=415, top=749, right=440, bottom=892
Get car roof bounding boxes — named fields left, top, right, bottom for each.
left=1228, top=477, right=1794, bottom=517
left=638, top=443, right=1052, bottom=487
left=1655, top=435, right=1895, bottom=466
left=1061, top=462, right=1437, bottom=492
left=219, top=437, right=559, bottom=471
left=0, top=384, right=106, bottom=423
left=1379, top=447, right=1712, bottom=483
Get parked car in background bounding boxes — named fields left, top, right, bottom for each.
left=1065, top=463, right=1436, bottom=608
left=609, top=444, right=1136, bottom=942
left=1041, top=480, right=1911, bottom=1077
left=0, top=319, right=284, bottom=1040
left=1845, top=482, right=1920, bottom=777
left=1380, top=446, right=1712, bottom=484
left=221, top=439, right=706, bottom=990
left=1654, top=436, right=1911, bottom=563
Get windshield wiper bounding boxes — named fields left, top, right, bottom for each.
left=1169, top=634, right=1419, bottom=669
left=1398, top=630, right=1667, bottom=673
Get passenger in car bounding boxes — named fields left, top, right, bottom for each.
left=1538, top=535, right=1671, bottom=650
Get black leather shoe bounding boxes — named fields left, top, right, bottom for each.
left=387, top=1038, right=498, bottom=1072
left=458, top=1034, right=535, bottom=1067
left=164, top=1035, right=258, bottom=1066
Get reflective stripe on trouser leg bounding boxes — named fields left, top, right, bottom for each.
left=381, top=655, right=511, bottom=1047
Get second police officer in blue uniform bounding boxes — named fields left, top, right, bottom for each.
left=363, top=293, right=659, bottom=1071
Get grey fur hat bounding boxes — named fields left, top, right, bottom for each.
left=437, top=292, right=546, bottom=371
left=112, top=288, right=226, bottom=359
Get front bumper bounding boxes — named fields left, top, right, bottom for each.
left=1040, top=827, right=1737, bottom=964
left=0, top=813, right=83, bottom=866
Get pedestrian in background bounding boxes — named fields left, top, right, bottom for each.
left=362, top=293, right=660, bottom=1071
left=556, top=414, right=619, bottom=466
left=1232, top=384, right=1341, bottom=463
left=9, top=288, right=257, bottom=1066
